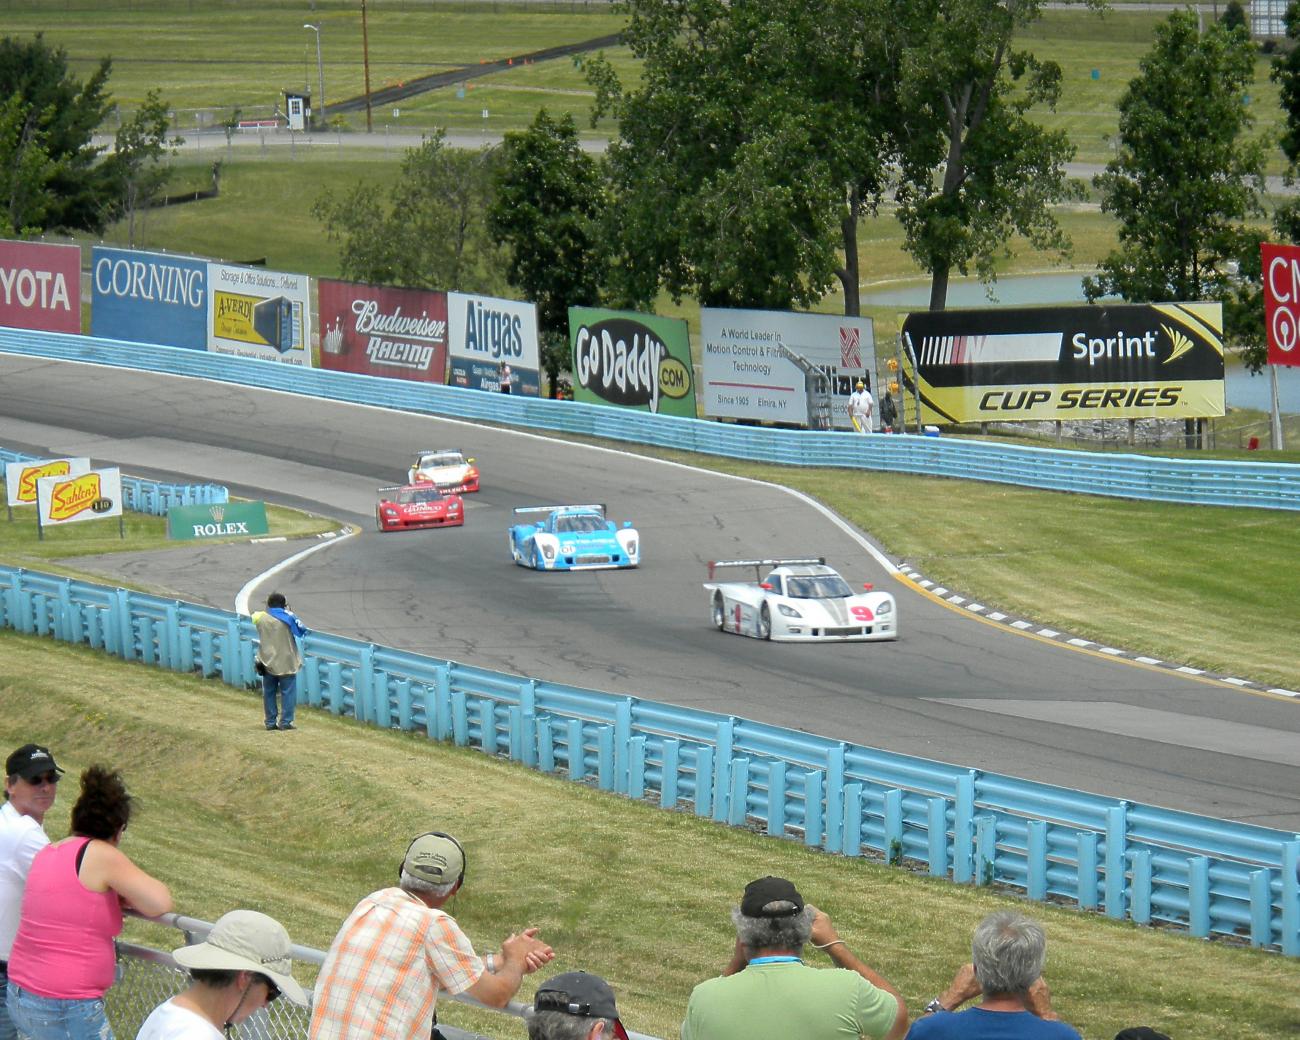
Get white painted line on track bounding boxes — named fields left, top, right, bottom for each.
left=235, top=526, right=360, bottom=616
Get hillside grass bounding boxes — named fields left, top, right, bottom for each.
left=3, top=635, right=1293, bottom=1040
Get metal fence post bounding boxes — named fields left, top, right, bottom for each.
left=767, top=760, right=787, bottom=837
left=824, top=744, right=845, bottom=852
left=615, top=699, right=632, bottom=795
left=1129, top=850, right=1152, bottom=925
left=597, top=725, right=615, bottom=791
left=629, top=736, right=647, bottom=799
left=727, top=757, right=749, bottom=826
left=1027, top=820, right=1048, bottom=901
left=712, top=718, right=735, bottom=823
left=975, top=815, right=997, bottom=885
left=1105, top=804, right=1129, bottom=920
left=395, top=678, right=412, bottom=730
left=1188, top=855, right=1210, bottom=938
left=1283, top=840, right=1299, bottom=957
left=882, top=787, right=903, bottom=860
left=803, top=770, right=823, bottom=849
left=1249, top=869, right=1273, bottom=947
left=660, top=739, right=680, bottom=809
left=927, top=797, right=948, bottom=878
left=567, top=719, right=585, bottom=780
left=954, top=772, right=976, bottom=883
left=538, top=717, right=556, bottom=773
left=843, top=783, right=865, bottom=857
left=694, top=746, right=714, bottom=817
left=1077, top=831, right=1100, bottom=910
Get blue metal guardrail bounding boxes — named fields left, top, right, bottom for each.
left=0, top=448, right=227, bottom=516
left=1, top=327, right=1297, bottom=512
left=3, top=566, right=1296, bottom=955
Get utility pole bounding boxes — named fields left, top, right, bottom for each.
left=362, top=0, right=373, bottom=133
left=303, top=23, right=325, bottom=129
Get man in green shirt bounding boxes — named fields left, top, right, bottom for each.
left=681, top=876, right=908, bottom=1040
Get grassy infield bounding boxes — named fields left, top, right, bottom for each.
left=2, top=3, right=1299, bottom=1038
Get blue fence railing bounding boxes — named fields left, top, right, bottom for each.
left=1, top=328, right=1297, bottom=511
left=3, top=565, right=1296, bottom=955
left=0, top=448, right=227, bottom=516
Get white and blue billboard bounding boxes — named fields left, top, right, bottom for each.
left=91, top=246, right=208, bottom=350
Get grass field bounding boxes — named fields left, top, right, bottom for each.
left=3, top=637, right=1293, bottom=1040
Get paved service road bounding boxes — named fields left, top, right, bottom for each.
left=1, top=355, right=1297, bottom=829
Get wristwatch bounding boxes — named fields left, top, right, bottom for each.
left=924, top=999, right=947, bottom=1015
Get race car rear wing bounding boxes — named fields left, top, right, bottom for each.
left=513, top=504, right=606, bottom=517
left=707, top=557, right=826, bottom=581
left=412, top=448, right=462, bottom=456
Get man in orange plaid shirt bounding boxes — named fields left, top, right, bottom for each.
left=310, top=831, right=554, bottom=1040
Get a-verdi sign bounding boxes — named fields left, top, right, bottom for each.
left=568, top=306, right=697, bottom=417
left=167, top=501, right=269, bottom=541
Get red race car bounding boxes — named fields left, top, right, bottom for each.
left=375, top=483, right=464, bottom=532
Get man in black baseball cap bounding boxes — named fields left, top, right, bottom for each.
left=530, top=971, right=629, bottom=1040
left=682, top=876, right=908, bottom=1040
left=2, top=744, right=63, bottom=1040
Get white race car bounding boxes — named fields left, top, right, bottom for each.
left=408, top=449, right=479, bottom=493
left=704, top=558, right=897, bottom=642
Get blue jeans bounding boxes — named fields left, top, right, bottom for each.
left=6, top=983, right=112, bottom=1040
left=0, top=964, right=15, bottom=1040
left=262, top=671, right=298, bottom=728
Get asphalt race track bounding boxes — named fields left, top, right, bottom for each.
left=2, top=354, right=1297, bottom=830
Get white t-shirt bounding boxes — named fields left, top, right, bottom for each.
left=849, top=390, right=875, bottom=419
left=135, top=998, right=224, bottom=1040
left=0, top=800, right=49, bottom=958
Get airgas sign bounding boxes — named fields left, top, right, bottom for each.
left=568, top=307, right=696, bottom=417
left=167, top=501, right=269, bottom=541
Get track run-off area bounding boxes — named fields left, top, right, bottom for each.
left=1, top=353, right=1297, bottom=830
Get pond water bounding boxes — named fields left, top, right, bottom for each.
left=863, top=274, right=1300, bottom=413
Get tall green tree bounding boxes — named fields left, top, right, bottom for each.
left=0, top=34, right=113, bottom=232
left=1225, top=0, right=1300, bottom=373
left=102, top=89, right=181, bottom=247
left=314, top=131, right=505, bottom=294
left=0, top=95, right=60, bottom=236
left=589, top=0, right=893, bottom=313
left=488, top=109, right=609, bottom=396
left=1085, top=11, right=1265, bottom=306
left=892, top=0, right=1084, bottom=310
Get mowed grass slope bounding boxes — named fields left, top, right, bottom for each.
left=2, top=634, right=1294, bottom=1040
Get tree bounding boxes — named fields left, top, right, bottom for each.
left=589, top=0, right=892, bottom=314
left=1221, top=0, right=1248, bottom=33
left=102, top=89, right=181, bottom=247
left=488, top=109, right=610, bottom=396
left=1085, top=11, right=1265, bottom=306
left=0, top=94, right=60, bottom=236
left=1224, top=0, right=1300, bottom=373
left=314, top=131, right=505, bottom=294
left=0, top=34, right=113, bottom=232
left=892, top=0, right=1084, bottom=311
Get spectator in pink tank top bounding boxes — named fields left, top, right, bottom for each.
left=5, top=766, right=172, bottom=1040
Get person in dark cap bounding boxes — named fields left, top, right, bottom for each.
left=1113, top=1030, right=1170, bottom=1040
left=310, top=830, right=554, bottom=1040
left=682, top=876, right=907, bottom=1040
left=906, top=910, right=1079, bottom=1040
left=0, top=745, right=62, bottom=1040
left=529, top=971, right=629, bottom=1040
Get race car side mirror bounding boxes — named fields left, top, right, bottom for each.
left=468, top=457, right=476, bottom=464
left=760, top=582, right=773, bottom=590
left=622, top=520, right=632, bottom=528
left=863, top=583, right=873, bottom=591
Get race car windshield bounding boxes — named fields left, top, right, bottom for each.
left=785, top=575, right=853, bottom=599
left=398, top=488, right=444, bottom=504
left=554, top=514, right=606, bottom=534
left=420, top=453, right=464, bottom=468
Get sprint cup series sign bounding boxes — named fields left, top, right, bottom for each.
left=900, top=303, right=1224, bottom=424
left=568, top=307, right=696, bottom=417
left=5, top=458, right=91, bottom=508
left=35, top=468, right=122, bottom=527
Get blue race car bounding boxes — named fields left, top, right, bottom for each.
left=509, top=504, right=640, bottom=571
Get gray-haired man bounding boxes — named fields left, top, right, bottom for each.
left=682, top=876, right=907, bottom=1040
left=906, top=910, right=1080, bottom=1040
left=529, top=972, right=629, bottom=1040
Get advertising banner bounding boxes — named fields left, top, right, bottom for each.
left=568, top=307, right=696, bottom=417
left=700, top=308, right=876, bottom=428
left=1261, top=242, right=1300, bottom=368
left=318, top=279, right=449, bottom=383
left=207, top=263, right=312, bottom=366
left=90, top=246, right=208, bottom=349
left=899, top=303, right=1224, bottom=424
left=5, top=458, right=91, bottom=508
left=0, top=239, right=81, bottom=334
left=446, top=291, right=540, bottom=395
left=35, top=468, right=122, bottom=527
left=167, top=500, right=269, bottom=541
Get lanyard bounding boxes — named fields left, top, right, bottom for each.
left=748, top=956, right=801, bottom=966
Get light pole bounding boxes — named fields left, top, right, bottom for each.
left=303, top=23, right=325, bottom=129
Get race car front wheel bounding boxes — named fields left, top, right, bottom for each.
left=758, top=603, right=772, bottom=640
left=375, top=510, right=383, bottom=532
left=712, top=594, right=726, bottom=631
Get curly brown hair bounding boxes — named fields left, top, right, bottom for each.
left=70, top=765, right=134, bottom=840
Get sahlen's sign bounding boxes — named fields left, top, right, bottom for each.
left=900, top=303, right=1224, bottom=424
left=167, top=501, right=269, bottom=541
left=568, top=307, right=696, bottom=417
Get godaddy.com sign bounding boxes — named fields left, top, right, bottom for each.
left=167, top=501, right=269, bottom=541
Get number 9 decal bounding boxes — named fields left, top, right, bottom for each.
left=850, top=605, right=874, bottom=621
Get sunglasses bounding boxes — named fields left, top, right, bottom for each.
left=534, top=992, right=593, bottom=1016
left=24, top=773, right=60, bottom=786
left=257, top=975, right=281, bottom=1003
